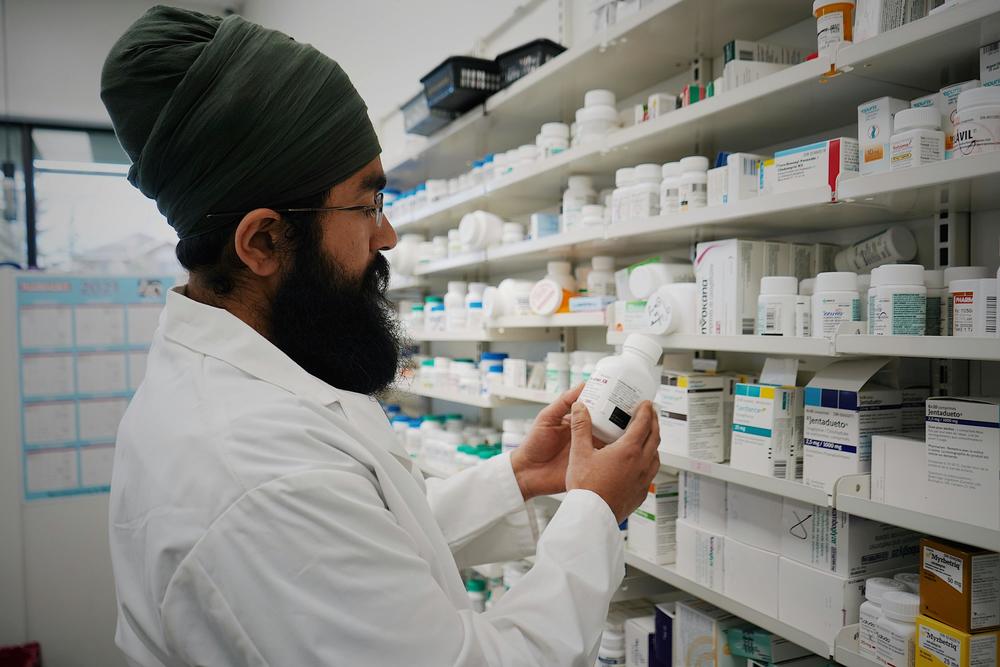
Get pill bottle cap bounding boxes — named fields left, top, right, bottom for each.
left=661, top=162, right=682, bottom=178
left=760, top=276, right=798, bottom=295
left=593, top=256, right=615, bottom=271
left=815, top=271, right=859, bottom=293
left=865, top=577, right=907, bottom=604
left=814, top=0, right=855, bottom=12
left=679, top=155, right=710, bottom=172
left=584, top=89, right=616, bottom=107
left=615, top=167, right=636, bottom=186
left=540, top=122, right=570, bottom=138
left=623, top=334, right=662, bottom=365
left=567, top=175, right=594, bottom=191
left=923, top=270, right=945, bottom=289
left=548, top=261, right=572, bottom=275
left=881, top=591, right=919, bottom=622
left=957, top=86, right=1000, bottom=113
left=878, top=264, right=925, bottom=286
left=894, top=107, right=941, bottom=132
left=894, top=572, right=920, bottom=593
left=635, top=163, right=663, bottom=181
left=943, top=266, right=990, bottom=283
left=799, top=278, right=815, bottom=296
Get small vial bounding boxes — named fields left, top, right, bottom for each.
left=876, top=591, right=919, bottom=667
left=579, top=335, right=662, bottom=442
left=859, top=577, right=907, bottom=659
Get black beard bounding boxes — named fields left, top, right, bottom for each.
left=268, top=233, right=402, bottom=395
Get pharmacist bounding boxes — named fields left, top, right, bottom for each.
left=101, top=7, right=661, bottom=667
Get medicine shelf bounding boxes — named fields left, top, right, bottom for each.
left=833, top=625, right=880, bottom=667
left=658, top=452, right=831, bottom=506
left=835, top=334, right=1000, bottom=361
left=387, top=275, right=427, bottom=292
left=489, top=386, right=559, bottom=405
left=412, top=251, right=486, bottom=277
left=405, top=326, right=562, bottom=343
left=385, top=0, right=813, bottom=187
left=835, top=476, right=1000, bottom=552
left=389, top=381, right=511, bottom=408
left=622, top=553, right=832, bottom=658
left=490, top=312, right=608, bottom=329
left=837, top=151, right=1000, bottom=217
left=606, top=331, right=839, bottom=357
left=484, top=226, right=609, bottom=275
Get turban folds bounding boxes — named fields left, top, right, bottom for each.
left=101, top=5, right=381, bottom=240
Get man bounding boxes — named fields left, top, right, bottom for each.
left=102, top=6, right=661, bottom=666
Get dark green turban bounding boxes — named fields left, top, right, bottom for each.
left=101, top=5, right=381, bottom=240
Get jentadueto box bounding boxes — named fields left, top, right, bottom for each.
left=925, top=397, right=1000, bottom=530
left=803, top=358, right=901, bottom=494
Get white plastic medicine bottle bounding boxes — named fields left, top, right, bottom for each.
left=588, top=256, right=617, bottom=297
left=444, top=281, right=468, bottom=330
left=812, top=271, right=860, bottom=339
left=630, top=163, right=662, bottom=219
left=757, top=276, right=801, bottom=336
left=876, top=590, right=920, bottom=667
left=659, top=162, right=683, bottom=214
left=873, top=264, right=926, bottom=336
left=923, top=270, right=945, bottom=336
left=611, top=168, right=636, bottom=224
left=562, top=175, right=596, bottom=231
left=859, top=577, right=907, bottom=659
left=890, top=107, right=944, bottom=170
left=943, top=266, right=991, bottom=335
left=579, top=334, right=662, bottom=442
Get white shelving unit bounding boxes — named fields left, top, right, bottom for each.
left=833, top=625, right=879, bottom=667
left=606, top=331, right=839, bottom=357
left=659, top=452, right=830, bottom=506
left=836, top=334, right=1000, bottom=361
left=623, top=553, right=832, bottom=657
left=489, top=386, right=558, bottom=405
left=405, top=327, right=561, bottom=343
left=390, top=382, right=511, bottom=409
left=490, top=312, right=607, bottom=329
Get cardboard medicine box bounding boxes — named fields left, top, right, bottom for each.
left=916, top=614, right=1000, bottom=667
left=920, top=537, right=1000, bottom=633
left=679, top=470, right=727, bottom=534
left=628, top=472, right=679, bottom=565
left=780, top=498, right=919, bottom=578
left=723, top=537, right=780, bottom=617
left=695, top=239, right=766, bottom=336
left=925, top=397, right=1000, bottom=530
left=730, top=383, right=804, bottom=480
left=656, top=371, right=728, bottom=461
left=777, top=556, right=870, bottom=647
left=871, top=433, right=927, bottom=508
left=803, top=358, right=902, bottom=494
left=724, top=626, right=811, bottom=663
left=858, top=97, right=909, bottom=174
left=675, top=599, right=743, bottom=667
left=676, top=518, right=726, bottom=593
left=774, top=138, right=859, bottom=198
left=726, top=483, right=783, bottom=553
left=625, top=614, right=657, bottom=667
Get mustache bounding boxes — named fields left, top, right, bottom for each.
left=363, top=252, right=391, bottom=294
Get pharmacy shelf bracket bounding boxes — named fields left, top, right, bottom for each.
left=832, top=473, right=871, bottom=505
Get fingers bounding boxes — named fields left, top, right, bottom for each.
left=640, top=403, right=661, bottom=459
left=616, top=400, right=654, bottom=448
left=537, top=383, right=586, bottom=426
left=569, top=402, right=594, bottom=459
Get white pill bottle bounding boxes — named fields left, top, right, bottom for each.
left=873, top=264, right=926, bottom=336
left=811, top=271, right=860, bottom=339
left=859, top=577, right=907, bottom=659
left=579, top=334, right=662, bottom=442
left=876, top=591, right=920, bottom=667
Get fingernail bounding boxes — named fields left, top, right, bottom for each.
left=572, top=402, right=583, bottom=415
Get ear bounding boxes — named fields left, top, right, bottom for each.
left=232, top=209, right=287, bottom=277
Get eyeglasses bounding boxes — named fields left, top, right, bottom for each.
left=206, top=191, right=384, bottom=227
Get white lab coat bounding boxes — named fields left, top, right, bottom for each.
left=109, top=288, right=625, bottom=667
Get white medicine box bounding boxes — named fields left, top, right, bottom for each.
left=730, top=383, right=804, bottom=481
left=695, top=239, right=766, bottom=336
left=675, top=599, right=743, bottom=667
left=925, top=397, right=1000, bottom=530
left=656, top=371, right=728, bottom=462
left=628, top=472, right=679, bottom=565
left=724, top=537, right=780, bottom=617
left=803, top=358, right=901, bottom=494
left=780, top=498, right=919, bottom=578
left=773, top=137, right=859, bottom=198
left=676, top=518, right=725, bottom=593
left=777, top=556, right=869, bottom=647
left=726, top=484, right=782, bottom=552
left=858, top=97, right=909, bottom=174
left=871, top=433, right=927, bottom=508
left=679, top=470, right=727, bottom=534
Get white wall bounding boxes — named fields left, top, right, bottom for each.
left=0, top=0, right=239, bottom=125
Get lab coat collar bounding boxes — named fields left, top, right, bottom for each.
left=162, top=286, right=344, bottom=406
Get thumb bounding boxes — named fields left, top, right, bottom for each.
left=569, top=402, right=594, bottom=460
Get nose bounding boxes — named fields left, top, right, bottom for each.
left=374, top=213, right=397, bottom=251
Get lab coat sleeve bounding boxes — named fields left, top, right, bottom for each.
left=424, top=451, right=538, bottom=568
left=159, top=469, right=624, bottom=667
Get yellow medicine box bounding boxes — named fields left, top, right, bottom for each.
left=916, top=615, right=1000, bottom=667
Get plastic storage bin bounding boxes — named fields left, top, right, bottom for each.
left=421, top=56, right=502, bottom=112
left=495, top=38, right=566, bottom=88
left=401, top=91, right=457, bottom=136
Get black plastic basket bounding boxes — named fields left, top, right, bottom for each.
left=495, top=38, right=566, bottom=88
left=420, top=56, right=502, bottom=113
left=401, top=91, right=456, bottom=136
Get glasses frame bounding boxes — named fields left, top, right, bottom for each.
left=205, top=191, right=384, bottom=227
